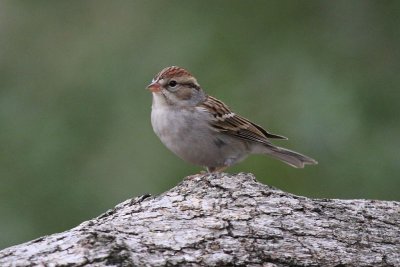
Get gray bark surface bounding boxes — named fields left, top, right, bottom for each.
left=0, top=172, right=399, bottom=267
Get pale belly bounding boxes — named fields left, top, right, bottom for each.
left=151, top=106, right=249, bottom=168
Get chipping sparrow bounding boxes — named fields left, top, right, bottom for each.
left=147, top=66, right=317, bottom=172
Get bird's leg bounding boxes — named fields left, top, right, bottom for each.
left=206, top=166, right=228, bottom=173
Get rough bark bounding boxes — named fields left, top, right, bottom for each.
left=0, top=172, right=399, bottom=267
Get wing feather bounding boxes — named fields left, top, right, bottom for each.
left=199, top=96, right=287, bottom=145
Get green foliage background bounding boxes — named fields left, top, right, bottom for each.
left=1, top=1, right=399, bottom=249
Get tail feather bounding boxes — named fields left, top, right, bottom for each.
left=264, top=145, right=318, bottom=168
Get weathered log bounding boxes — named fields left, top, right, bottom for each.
left=0, top=172, right=399, bottom=266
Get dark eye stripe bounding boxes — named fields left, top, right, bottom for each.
left=180, top=82, right=200, bottom=90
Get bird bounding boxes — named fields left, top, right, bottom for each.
left=147, top=66, right=317, bottom=172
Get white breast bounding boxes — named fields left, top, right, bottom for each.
left=150, top=93, right=249, bottom=168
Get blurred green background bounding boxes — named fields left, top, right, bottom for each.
left=1, top=1, right=399, bottom=249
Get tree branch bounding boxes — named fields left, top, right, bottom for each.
left=1, top=173, right=399, bottom=266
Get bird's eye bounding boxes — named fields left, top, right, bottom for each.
left=168, top=80, right=177, bottom=87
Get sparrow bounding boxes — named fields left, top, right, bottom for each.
left=147, top=66, right=317, bottom=172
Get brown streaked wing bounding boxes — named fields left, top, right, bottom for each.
left=200, top=96, right=287, bottom=145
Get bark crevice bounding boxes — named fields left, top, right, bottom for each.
left=0, top=172, right=399, bottom=267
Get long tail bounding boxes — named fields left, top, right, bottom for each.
left=264, top=144, right=318, bottom=168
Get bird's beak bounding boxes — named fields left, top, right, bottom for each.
left=147, top=82, right=161, bottom=93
